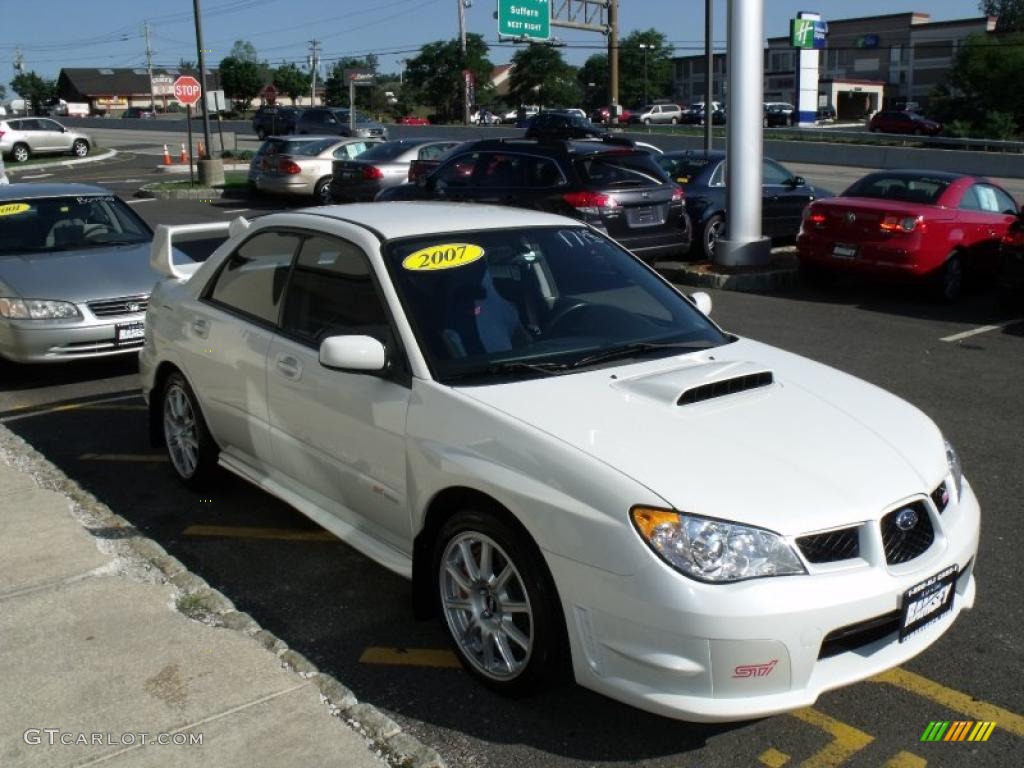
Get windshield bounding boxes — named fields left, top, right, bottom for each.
left=574, top=152, right=669, bottom=187
left=0, top=195, right=152, bottom=254
left=383, top=226, right=729, bottom=383
left=843, top=174, right=950, bottom=204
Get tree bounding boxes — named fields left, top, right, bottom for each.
left=617, top=29, right=673, bottom=108
left=10, top=71, right=56, bottom=115
left=324, top=55, right=379, bottom=108
left=577, top=54, right=609, bottom=110
left=508, top=45, right=579, bottom=108
left=979, top=1, right=1024, bottom=32
left=273, top=62, right=309, bottom=104
left=219, top=55, right=264, bottom=112
left=0, top=83, right=6, bottom=102
left=403, top=34, right=493, bottom=121
left=229, top=39, right=259, bottom=63
left=941, top=31, right=1024, bottom=135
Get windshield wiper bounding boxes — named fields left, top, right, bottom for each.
left=445, top=360, right=570, bottom=382
left=567, top=340, right=716, bottom=369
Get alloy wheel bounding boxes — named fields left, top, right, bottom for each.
left=163, top=383, right=199, bottom=478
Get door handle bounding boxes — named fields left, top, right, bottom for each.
left=276, top=354, right=302, bottom=380
left=191, top=318, right=209, bottom=338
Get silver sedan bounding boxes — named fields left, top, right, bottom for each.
left=329, top=138, right=460, bottom=202
left=252, top=135, right=382, bottom=203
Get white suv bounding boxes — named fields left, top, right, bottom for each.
left=0, top=117, right=92, bottom=163
left=630, top=103, right=683, bottom=125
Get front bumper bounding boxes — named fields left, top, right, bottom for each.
left=0, top=313, right=146, bottom=363
left=549, top=481, right=980, bottom=722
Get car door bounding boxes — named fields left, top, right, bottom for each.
left=431, top=151, right=485, bottom=202
left=187, top=230, right=301, bottom=466
left=958, top=183, right=1018, bottom=274
left=266, top=232, right=412, bottom=550
left=762, top=158, right=814, bottom=238
left=37, top=119, right=71, bottom=152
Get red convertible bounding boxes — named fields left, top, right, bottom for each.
left=399, top=115, right=430, bottom=126
left=797, top=170, right=1018, bottom=300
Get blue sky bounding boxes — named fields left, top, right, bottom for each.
left=0, top=0, right=981, bottom=87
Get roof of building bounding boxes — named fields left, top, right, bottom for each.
left=57, top=67, right=222, bottom=97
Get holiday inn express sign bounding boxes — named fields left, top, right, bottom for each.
left=498, top=0, right=550, bottom=41
left=791, top=17, right=828, bottom=49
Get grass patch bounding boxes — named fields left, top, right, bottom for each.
left=175, top=593, right=207, bottom=618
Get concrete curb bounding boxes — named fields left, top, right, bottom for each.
left=154, top=162, right=251, bottom=174
left=657, top=250, right=800, bottom=292
left=0, top=423, right=445, bottom=768
left=137, top=182, right=250, bottom=201
left=4, top=148, right=118, bottom=174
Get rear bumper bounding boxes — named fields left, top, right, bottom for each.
left=256, top=175, right=315, bottom=196
left=606, top=213, right=692, bottom=262
left=797, top=231, right=943, bottom=278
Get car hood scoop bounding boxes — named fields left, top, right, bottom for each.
left=615, top=360, right=775, bottom=406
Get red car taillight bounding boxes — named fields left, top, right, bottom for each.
left=361, top=166, right=384, bottom=181
left=562, top=190, right=619, bottom=214
left=671, top=186, right=684, bottom=203
left=278, top=159, right=302, bottom=175
left=880, top=214, right=924, bottom=234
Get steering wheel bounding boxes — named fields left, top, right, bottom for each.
left=543, top=301, right=592, bottom=335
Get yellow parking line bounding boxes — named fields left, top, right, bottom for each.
left=78, top=453, right=167, bottom=462
left=791, top=708, right=873, bottom=768
left=759, top=747, right=791, bottom=767
left=359, top=646, right=461, bottom=669
left=1, top=393, right=142, bottom=422
left=872, top=668, right=1024, bottom=738
left=182, top=524, right=336, bottom=542
left=883, top=751, right=927, bottom=768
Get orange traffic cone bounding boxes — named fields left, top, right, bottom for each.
left=162, top=144, right=172, bottom=165
left=179, top=143, right=188, bottom=164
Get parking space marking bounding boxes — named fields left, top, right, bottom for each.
left=222, top=208, right=250, bottom=214
left=125, top=198, right=156, bottom=204
left=790, top=708, right=873, bottom=768
left=872, top=668, right=1024, bottom=737
left=182, top=524, right=336, bottom=542
left=883, top=752, right=927, bottom=768
left=1, top=393, right=142, bottom=423
left=21, top=173, right=54, bottom=179
left=359, top=646, right=462, bottom=669
left=78, top=453, right=168, bottom=462
left=759, top=747, right=791, bottom=767
left=940, top=319, right=1023, bottom=342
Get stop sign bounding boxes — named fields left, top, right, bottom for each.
left=173, top=76, right=202, bottom=106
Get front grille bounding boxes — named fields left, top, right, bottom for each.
left=677, top=371, right=773, bottom=405
left=880, top=501, right=934, bottom=565
left=818, top=610, right=901, bottom=659
left=931, top=481, right=950, bottom=513
left=797, top=526, right=861, bottom=563
left=87, top=295, right=149, bottom=318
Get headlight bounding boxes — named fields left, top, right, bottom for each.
left=630, top=507, right=806, bottom=583
left=945, top=439, right=963, bottom=500
left=0, top=297, right=82, bottom=320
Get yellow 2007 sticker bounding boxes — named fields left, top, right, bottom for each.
left=0, top=203, right=31, bottom=217
left=402, top=243, right=484, bottom=272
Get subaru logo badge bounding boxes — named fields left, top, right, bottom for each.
left=895, top=507, right=919, bottom=532
left=127, top=302, right=140, bottom=313
left=845, top=212, right=856, bottom=224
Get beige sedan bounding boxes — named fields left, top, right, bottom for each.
left=253, top=136, right=382, bottom=203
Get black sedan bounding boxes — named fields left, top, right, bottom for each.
left=656, top=150, right=833, bottom=259
left=524, top=111, right=608, bottom=141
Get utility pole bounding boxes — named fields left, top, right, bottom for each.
left=458, top=0, right=469, bottom=125
left=144, top=22, right=156, bottom=112
left=704, top=0, right=713, bottom=152
left=308, top=40, right=320, bottom=106
left=192, top=0, right=222, bottom=184
left=608, top=0, right=619, bottom=122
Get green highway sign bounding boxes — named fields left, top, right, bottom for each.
left=498, top=0, right=550, bottom=41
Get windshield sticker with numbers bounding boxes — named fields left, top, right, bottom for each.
left=0, top=203, right=31, bottom=217
left=402, top=243, right=484, bottom=271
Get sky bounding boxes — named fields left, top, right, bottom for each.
left=0, top=0, right=983, bottom=89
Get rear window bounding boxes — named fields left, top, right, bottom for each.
left=257, top=137, right=319, bottom=157
left=843, top=174, right=951, bottom=205
left=657, top=155, right=712, bottom=183
left=292, top=138, right=338, bottom=156
left=358, top=142, right=414, bottom=162
left=574, top=152, right=670, bottom=188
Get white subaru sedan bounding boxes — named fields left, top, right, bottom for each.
left=139, top=203, right=979, bottom=722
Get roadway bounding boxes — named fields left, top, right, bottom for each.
left=1, top=132, right=1022, bottom=768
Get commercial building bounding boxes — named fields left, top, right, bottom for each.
left=56, top=67, right=223, bottom=114
left=671, top=12, right=996, bottom=119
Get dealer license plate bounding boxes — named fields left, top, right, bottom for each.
left=832, top=244, right=857, bottom=259
left=899, top=564, right=957, bottom=641
left=115, top=322, right=145, bottom=345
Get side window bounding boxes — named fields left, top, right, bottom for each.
left=281, top=236, right=389, bottom=346
left=39, top=119, right=62, bottom=132
left=762, top=160, right=792, bottom=185
left=208, top=231, right=299, bottom=324
left=981, top=184, right=1017, bottom=215
left=435, top=153, right=480, bottom=189
left=334, top=142, right=366, bottom=159
left=710, top=161, right=726, bottom=187
left=958, top=185, right=982, bottom=211
left=478, top=153, right=531, bottom=188
left=418, top=143, right=449, bottom=161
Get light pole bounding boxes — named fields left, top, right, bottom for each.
left=639, top=43, right=651, bottom=105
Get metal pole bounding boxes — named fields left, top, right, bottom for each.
left=309, top=40, right=319, bottom=106
left=642, top=45, right=648, bottom=105
left=458, top=0, right=469, bottom=125
left=192, top=0, right=213, bottom=159
left=704, top=0, right=713, bottom=153
left=608, top=0, right=619, bottom=122
left=716, top=0, right=770, bottom=266
left=186, top=105, right=195, bottom=186
left=144, top=22, right=156, bottom=112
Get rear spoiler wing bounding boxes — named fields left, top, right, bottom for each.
left=150, top=217, right=250, bottom=279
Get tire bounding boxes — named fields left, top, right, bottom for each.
left=787, top=115, right=794, bottom=127
left=701, top=213, right=725, bottom=260
left=643, top=118, right=651, bottom=126
left=71, top=139, right=89, bottom=158
left=763, top=117, right=769, bottom=128
left=670, top=117, right=678, bottom=125
left=434, top=508, right=566, bottom=696
left=256, top=128, right=267, bottom=140
left=932, top=252, right=963, bottom=303
left=314, top=177, right=332, bottom=205
left=160, top=372, right=218, bottom=488
left=11, top=143, right=30, bottom=163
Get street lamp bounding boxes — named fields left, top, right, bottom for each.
left=638, top=43, right=652, bottom=105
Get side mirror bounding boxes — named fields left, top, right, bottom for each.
left=790, top=175, right=805, bottom=188
left=319, top=335, right=386, bottom=372
left=690, top=291, right=712, bottom=316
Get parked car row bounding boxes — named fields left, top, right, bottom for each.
left=252, top=105, right=390, bottom=141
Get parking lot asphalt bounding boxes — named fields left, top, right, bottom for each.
left=1, top=189, right=1022, bottom=767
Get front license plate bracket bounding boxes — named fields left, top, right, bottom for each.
left=899, top=564, right=958, bottom=641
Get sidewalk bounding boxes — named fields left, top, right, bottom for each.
left=0, top=427, right=441, bottom=768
